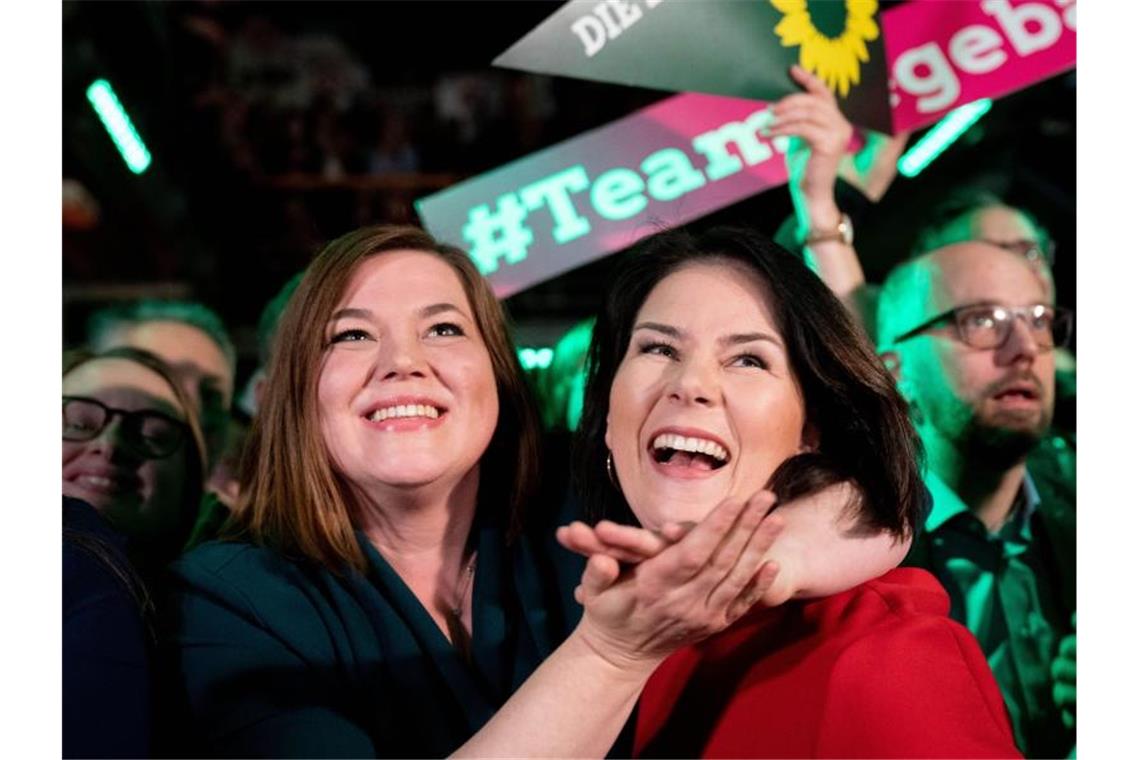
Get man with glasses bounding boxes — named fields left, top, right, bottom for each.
left=878, top=242, right=1075, bottom=758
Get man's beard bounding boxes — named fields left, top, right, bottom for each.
left=924, top=372, right=1053, bottom=470
left=959, top=413, right=1049, bottom=469
left=961, top=375, right=1053, bottom=468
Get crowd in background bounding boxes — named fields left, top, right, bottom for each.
left=61, top=6, right=1076, bottom=758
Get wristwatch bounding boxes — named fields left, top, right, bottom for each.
left=803, top=212, right=854, bottom=247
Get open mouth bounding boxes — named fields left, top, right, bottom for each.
left=993, top=386, right=1039, bottom=402
left=650, top=433, right=730, bottom=471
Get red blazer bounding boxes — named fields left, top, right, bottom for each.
left=635, top=568, right=1021, bottom=758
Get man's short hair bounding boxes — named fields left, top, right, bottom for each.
left=911, top=188, right=1051, bottom=258
left=86, top=299, right=236, bottom=375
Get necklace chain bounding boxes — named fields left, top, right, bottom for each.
left=452, top=551, right=477, bottom=618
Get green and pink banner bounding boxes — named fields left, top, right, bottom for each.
left=417, top=0, right=1075, bottom=296
left=885, top=0, right=1075, bottom=132
left=493, top=0, right=1075, bottom=134
left=416, top=93, right=791, bottom=297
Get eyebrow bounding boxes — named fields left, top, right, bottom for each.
left=720, top=331, right=783, bottom=349
left=633, top=322, right=783, bottom=348
left=329, top=307, right=372, bottom=322
left=419, top=302, right=467, bottom=319
left=328, top=302, right=468, bottom=323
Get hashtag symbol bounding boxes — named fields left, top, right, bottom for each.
left=462, top=193, right=534, bottom=275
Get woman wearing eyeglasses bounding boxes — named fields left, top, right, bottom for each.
left=63, top=346, right=208, bottom=758
left=63, top=346, right=208, bottom=570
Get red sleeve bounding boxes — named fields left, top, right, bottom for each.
left=815, top=615, right=1022, bottom=759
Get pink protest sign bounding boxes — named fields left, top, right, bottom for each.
left=884, top=0, right=1076, bottom=133
left=417, top=93, right=791, bottom=298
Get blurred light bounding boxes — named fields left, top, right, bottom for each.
left=518, top=347, right=554, bottom=370
left=898, top=99, right=992, bottom=178
left=86, top=79, right=152, bottom=174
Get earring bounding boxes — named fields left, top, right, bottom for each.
left=606, top=451, right=619, bottom=487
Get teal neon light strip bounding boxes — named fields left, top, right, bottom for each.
left=898, top=99, right=992, bottom=178
left=518, top=347, right=554, bottom=370
left=86, top=79, right=152, bottom=174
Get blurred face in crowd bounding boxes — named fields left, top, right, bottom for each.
left=892, top=243, right=1055, bottom=465
left=62, top=357, right=192, bottom=542
left=317, top=250, right=499, bottom=504
left=102, top=320, right=233, bottom=464
left=606, top=261, right=811, bottom=531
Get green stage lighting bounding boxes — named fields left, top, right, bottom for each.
left=86, top=79, right=152, bottom=174
left=518, top=347, right=554, bottom=370
left=898, top=99, right=992, bottom=178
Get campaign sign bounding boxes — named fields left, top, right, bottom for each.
left=883, top=0, right=1077, bottom=132
left=494, top=0, right=894, bottom=134
left=416, top=93, right=792, bottom=298
left=496, top=0, right=1076, bottom=136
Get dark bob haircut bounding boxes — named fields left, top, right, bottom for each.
left=573, top=226, right=924, bottom=539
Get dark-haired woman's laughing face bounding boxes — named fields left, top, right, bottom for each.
left=606, top=261, right=813, bottom=530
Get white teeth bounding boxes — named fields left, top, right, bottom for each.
left=651, top=433, right=728, bottom=462
left=367, top=404, right=442, bottom=422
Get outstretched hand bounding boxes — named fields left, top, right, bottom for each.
left=559, top=480, right=899, bottom=608
left=556, top=491, right=783, bottom=669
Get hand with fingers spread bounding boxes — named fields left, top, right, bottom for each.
left=559, top=491, right=784, bottom=668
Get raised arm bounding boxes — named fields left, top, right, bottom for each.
left=774, top=66, right=908, bottom=337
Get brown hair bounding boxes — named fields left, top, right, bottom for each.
left=63, top=346, right=208, bottom=556
left=574, top=226, right=924, bottom=539
left=230, top=225, right=542, bottom=572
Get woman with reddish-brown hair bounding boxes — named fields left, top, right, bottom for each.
left=162, top=224, right=909, bottom=757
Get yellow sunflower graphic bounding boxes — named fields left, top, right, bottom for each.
left=771, top=0, right=879, bottom=97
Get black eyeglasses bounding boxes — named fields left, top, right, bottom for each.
left=62, top=396, right=189, bottom=459
left=891, top=303, right=1073, bottom=351
left=981, top=238, right=1057, bottom=267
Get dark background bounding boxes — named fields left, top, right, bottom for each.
left=62, top=1, right=1076, bottom=385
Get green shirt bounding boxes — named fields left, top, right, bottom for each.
left=919, top=470, right=1073, bottom=758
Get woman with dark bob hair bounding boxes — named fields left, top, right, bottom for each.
left=570, top=226, right=1021, bottom=757
left=163, top=224, right=927, bottom=757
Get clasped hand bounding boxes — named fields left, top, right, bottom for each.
left=555, top=491, right=784, bottom=670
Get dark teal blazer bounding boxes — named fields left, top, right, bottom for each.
left=160, top=511, right=584, bottom=758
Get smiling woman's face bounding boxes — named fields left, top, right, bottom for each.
left=62, top=357, right=190, bottom=541
left=606, top=260, right=811, bottom=530
left=316, top=250, right=499, bottom=499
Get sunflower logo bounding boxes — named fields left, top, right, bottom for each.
left=771, top=0, right=879, bottom=97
